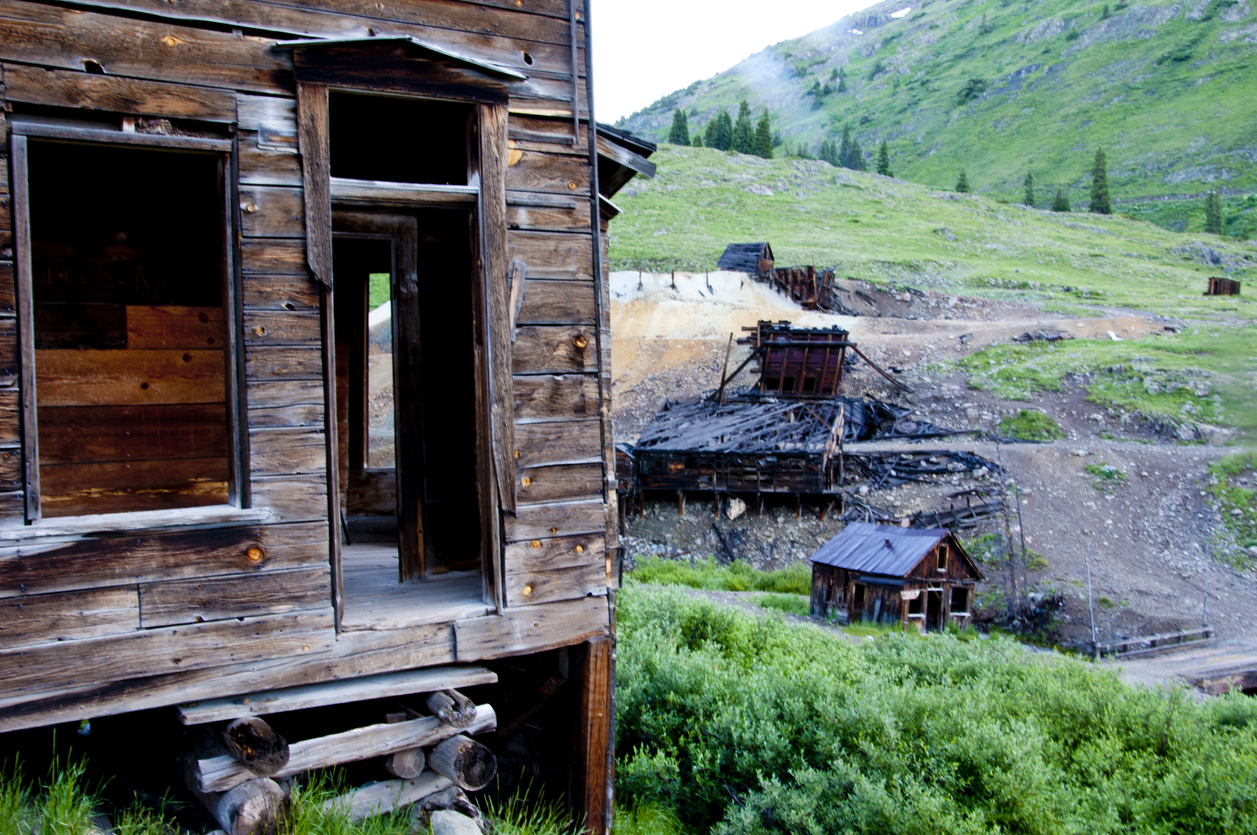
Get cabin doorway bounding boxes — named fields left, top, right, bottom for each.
left=332, top=210, right=490, bottom=628
left=926, top=589, right=943, bottom=632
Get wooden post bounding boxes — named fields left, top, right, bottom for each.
left=677, top=490, right=685, bottom=517
left=571, top=637, right=614, bottom=835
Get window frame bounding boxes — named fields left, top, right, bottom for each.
left=10, top=125, right=244, bottom=523
left=936, top=543, right=949, bottom=572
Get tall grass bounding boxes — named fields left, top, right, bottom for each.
left=628, top=557, right=810, bottom=595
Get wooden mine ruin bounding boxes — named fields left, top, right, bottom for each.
left=808, top=523, right=982, bottom=631
left=0, top=0, right=653, bottom=831
left=1204, top=276, right=1241, bottom=296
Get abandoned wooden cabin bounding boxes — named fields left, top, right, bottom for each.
left=808, top=523, right=981, bottom=631
left=1204, top=276, right=1241, bottom=296
left=0, top=0, right=653, bottom=829
left=716, top=242, right=773, bottom=275
left=739, top=320, right=852, bottom=398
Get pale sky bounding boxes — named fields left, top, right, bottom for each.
left=591, top=0, right=882, bottom=123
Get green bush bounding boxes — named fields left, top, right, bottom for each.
left=1085, top=461, right=1127, bottom=493
left=998, top=409, right=1065, bottom=441
left=628, top=557, right=811, bottom=595
left=1208, top=452, right=1257, bottom=549
left=616, top=586, right=1257, bottom=834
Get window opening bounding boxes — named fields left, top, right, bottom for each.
left=950, top=586, right=969, bottom=614
left=27, top=141, right=229, bottom=517
left=907, top=594, right=923, bottom=616
left=329, top=93, right=471, bottom=185
left=937, top=544, right=948, bottom=571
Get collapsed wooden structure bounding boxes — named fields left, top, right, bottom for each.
left=716, top=242, right=773, bottom=275
left=765, top=265, right=849, bottom=313
left=809, top=523, right=982, bottom=631
left=0, top=0, right=653, bottom=830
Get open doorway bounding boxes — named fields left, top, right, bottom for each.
left=926, top=589, right=943, bottom=632
left=333, top=209, right=490, bottom=628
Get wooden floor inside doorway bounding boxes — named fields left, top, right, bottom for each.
left=341, top=544, right=491, bottom=631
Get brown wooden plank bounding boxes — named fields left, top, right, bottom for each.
left=251, top=474, right=327, bottom=523
left=0, top=610, right=334, bottom=693
left=241, top=240, right=310, bottom=276
left=0, top=264, right=15, bottom=312
left=245, top=346, right=324, bottom=380
left=249, top=428, right=327, bottom=476
left=239, top=186, right=305, bottom=239
left=503, top=533, right=604, bottom=575
left=0, top=448, right=20, bottom=490
left=126, top=306, right=225, bottom=350
left=508, top=115, right=590, bottom=155
left=505, top=562, right=604, bottom=607
left=514, top=419, right=600, bottom=469
left=0, top=491, right=23, bottom=520
left=503, top=499, right=604, bottom=543
left=0, top=390, right=20, bottom=447
left=295, top=83, right=332, bottom=287
left=0, top=0, right=291, bottom=94
left=513, top=374, right=599, bottom=423
left=516, top=462, right=600, bottom=505
left=575, top=637, right=614, bottom=835
left=454, top=595, right=607, bottom=662
left=515, top=279, right=595, bottom=325
left=38, top=404, right=228, bottom=464
left=0, top=586, right=138, bottom=650
left=238, top=95, right=296, bottom=135
left=1, top=63, right=237, bottom=122
left=513, top=326, right=597, bottom=375
left=34, top=303, right=127, bottom=350
left=35, top=349, right=225, bottom=406
left=0, top=322, right=16, bottom=388
left=0, top=521, right=329, bottom=598
left=506, top=194, right=591, bottom=233
left=246, top=380, right=325, bottom=428
left=506, top=152, right=589, bottom=194
left=243, top=310, right=321, bottom=346
left=242, top=274, right=321, bottom=311
left=507, top=231, right=592, bottom=275
left=347, top=473, right=396, bottom=515
left=480, top=102, right=515, bottom=517
left=238, top=133, right=303, bottom=187
left=140, top=566, right=331, bottom=628
left=40, top=457, right=229, bottom=517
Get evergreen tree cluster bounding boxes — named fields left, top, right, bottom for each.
left=1090, top=148, right=1112, bottom=214
left=694, top=100, right=772, bottom=159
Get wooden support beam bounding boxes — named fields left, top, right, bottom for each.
left=571, top=637, right=613, bottom=835
left=197, top=706, right=497, bottom=793
left=323, top=772, right=452, bottom=822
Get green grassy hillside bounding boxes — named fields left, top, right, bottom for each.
left=616, top=0, right=1257, bottom=233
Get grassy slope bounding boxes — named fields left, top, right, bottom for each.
left=609, top=144, right=1257, bottom=438
left=617, top=0, right=1257, bottom=231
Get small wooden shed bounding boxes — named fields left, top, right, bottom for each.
left=809, top=523, right=982, bottom=632
left=0, top=0, right=652, bottom=830
left=716, top=242, right=773, bottom=275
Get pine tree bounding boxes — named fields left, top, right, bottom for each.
left=1023, top=172, right=1035, bottom=206
left=1101, top=3, right=1111, bottom=18
left=705, top=110, right=733, bottom=151
left=1052, top=186, right=1071, bottom=212
left=837, top=67, right=848, bottom=93
left=1204, top=191, right=1223, bottom=234
left=732, top=100, right=754, bottom=154
left=830, top=67, right=839, bottom=81
left=668, top=110, right=690, bottom=146
left=809, top=79, right=822, bottom=97
left=955, top=169, right=970, bottom=193
left=876, top=140, right=892, bottom=176
left=839, top=125, right=852, bottom=168
left=1089, top=148, right=1112, bottom=214
left=754, top=110, right=773, bottom=159
left=692, top=133, right=703, bottom=148
left=848, top=138, right=865, bottom=171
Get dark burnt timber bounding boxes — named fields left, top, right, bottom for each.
left=0, top=0, right=647, bottom=831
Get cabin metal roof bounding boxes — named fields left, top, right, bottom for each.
left=717, top=242, right=773, bottom=272
left=809, top=522, right=948, bottom=577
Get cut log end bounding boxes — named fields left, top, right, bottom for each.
left=383, top=747, right=426, bottom=780
left=427, top=689, right=477, bottom=728
left=218, top=778, right=286, bottom=835
left=428, top=734, right=497, bottom=792
left=222, top=717, right=290, bottom=777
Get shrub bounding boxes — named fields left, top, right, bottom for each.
left=998, top=409, right=1065, bottom=440
left=628, top=557, right=811, bottom=595
left=615, top=586, right=1257, bottom=834
left=757, top=593, right=809, bottom=616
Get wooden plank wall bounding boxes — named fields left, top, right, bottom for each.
left=0, top=0, right=617, bottom=728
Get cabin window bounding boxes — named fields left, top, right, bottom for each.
left=937, top=544, right=948, bottom=571
left=950, top=586, right=969, bottom=614
left=907, top=594, right=923, bottom=616
left=329, top=92, right=472, bottom=186
left=23, top=140, right=232, bottom=518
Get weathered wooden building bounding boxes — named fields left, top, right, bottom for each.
left=716, top=242, right=773, bottom=275
left=809, top=523, right=982, bottom=631
left=0, top=0, right=652, bottom=830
